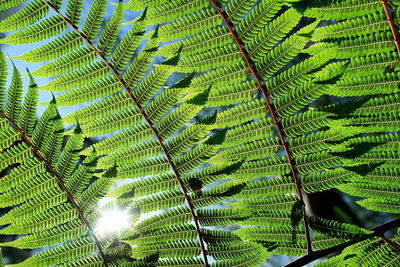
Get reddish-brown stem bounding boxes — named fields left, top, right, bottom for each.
left=381, top=236, right=400, bottom=254
left=286, top=217, right=400, bottom=266
left=382, top=0, right=400, bottom=56
left=209, top=0, right=312, bottom=253
left=44, top=1, right=209, bottom=265
left=0, top=111, right=109, bottom=266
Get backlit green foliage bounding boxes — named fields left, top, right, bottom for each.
left=0, top=0, right=399, bottom=266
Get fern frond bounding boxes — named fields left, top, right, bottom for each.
left=156, top=8, right=221, bottom=42
left=0, top=51, right=6, bottom=107
left=83, top=123, right=152, bottom=156
left=17, top=70, right=38, bottom=136
left=344, top=52, right=400, bottom=78
left=177, top=45, right=243, bottom=72
left=209, top=242, right=267, bottom=261
left=215, top=99, right=267, bottom=128
left=54, top=76, right=121, bottom=106
left=308, top=31, right=395, bottom=58
left=230, top=194, right=299, bottom=212
left=236, top=0, right=285, bottom=42
left=235, top=226, right=306, bottom=243
left=65, top=0, right=83, bottom=24
left=81, top=0, right=107, bottom=42
left=246, top=8, right=302, bottom=61
left=210, top=137, right=279, bottom=163
left=331, top=72, right=400, bottom=96
left=157, top=27, right=231, bottom=57
left=146, top=0, right=209, bottom=24
left=299, top=0, right=382, bottom=20
left=236, top=176, right=296, bottom=197
left=5, top=62, right=23, bottom=122
left=256, top=27, right=313, bottom=79
left=222, top=117, right=274, bottom=148
left=302, top=168, right=359, bottom=193
left=289, top=127, right=358, bottom=156
left=80, top=107, right=141, bottom=137
left=309, top=216, right=372, bottom=239
left=98, top=1, right=123, bottom=57
left=111, top=12, right=147, bottom=71
left=12, top=32, right=83, bottom=62
left=313, top=12, right=389, bottom=41
left=266, top=50, right=333, bottom=98
left=232, top=157, right=291, bottom=178
left=0, top=16, right=65, bottom=45
left=40, top=61, right=109, bottom=92
left=0, top=60, right=119, bottom=266
left=0, top=0, right=25, bottom=11
left=0, top=0, right=54, bottom=32
left=132, top=240, right=201, bottom=258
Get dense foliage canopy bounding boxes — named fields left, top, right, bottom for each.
left=0, top=0, right=399, bottom=266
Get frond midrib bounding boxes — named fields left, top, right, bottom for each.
left=43, top=1, right=209, bottom=265
left=209, top=0, right=312, bottom=253
left=0, top=110, right=109, bottom=266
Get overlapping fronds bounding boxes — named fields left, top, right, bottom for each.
left=0, top=51, right=123, bottom=266
left=1, top=0, right=267, bottom=265
left=1, top=0, right=400, bottom=266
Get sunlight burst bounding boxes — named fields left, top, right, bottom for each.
left=95, top=209, right=130, bottom=238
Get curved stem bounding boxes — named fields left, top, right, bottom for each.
left=382, top=0, right=400, bottom=56
left=44, top=2, right=209, bottom=265
left=286, top=217, right=400, bottom=267
left=381, top=236, right=400, bottom=254
left=0, top=111, right=109, bottom=266
left=209, top=0, right=312, bottom=253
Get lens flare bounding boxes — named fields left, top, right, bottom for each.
left=95, top=209, right=129, bottom=238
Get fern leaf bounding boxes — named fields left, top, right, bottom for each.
left=211, top=137, right=279, bottom=163
left=225, top=0, right=257, bottom=24
left=246, top=8, right=302, bottom=61
left=236, top=0, right=285, bottom=42
left=97, top=139, right=161, bottom=168
left=0, top=51, right=6, bottom=107
left=313, top=12, right=389, bottom=41
left=146, top=0, right=209, bottom=24
left=177, top=45, right=243, bottom=72
left=208, top=242, right=266, bottom=261
left=81, top=0, right=107, bottom=42
left=0, top=0, right=25, bottom=11
left=54, top=76, right=121, bottom=106
left=65, top=0, right=83, bottom=24
left=67, top=150, right=98, bottom=197
left=309, top=216, right=372, bottom=239
left=0, top=0, right=52, bottom=32
left=222, top=117, right=274, bottom=148
left=215, top=99, right=267, bottom=128
left=98, top=1, right=123, bottom=57
left=5, top=62, right=23, bottom=122
left=111, top=12, right=147, bottom=71
left=83, top=123, right=152, bottom=156
left=55, top=125, right=84, bottom=179
left=236, top=176, right=296, bottom=198
left=299, top=0, right=382, bottom=20
left=156, top=8, right=221, bottom=42
left=17, top=71, right=39, bottom=136
left=235, top=226, right=306, bottom=243
left=80, top=107, right=141, bottom=137
left=40, top=61, right=108, bottom=92
left=302, top=168, right=359, bottom=193
left=157, top=27, right=231, bottom=57
left=12, top=32, right=82, bottom=62
left=31, top=47, right=96, bottom=78
left=0, top=16, right=66, bottom=45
